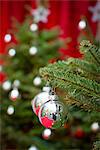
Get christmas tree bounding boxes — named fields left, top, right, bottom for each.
left=0, top=9, right=66, bottom=149
left=1, top=5, right=100, bottom=150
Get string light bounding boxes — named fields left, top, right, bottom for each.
left=28, top=146, right=38, bottom=150
left=4, top=34, right=12, bottom=42
left=8, top=48, right=16, bottom=57
left=29, top=47, right=38, bottom=55
left=13, top=80, right=20, bottom=88
left=30, top=24, right=38, bottom=32
left=2, top=80, right=11, bottom=91
left=91, top=122, right=99, bottom=132
left=78, top=20, right=86, bottom=29
left=33, top=76, right=42, bottom=86
left=7, top=105, right=14, bottom=115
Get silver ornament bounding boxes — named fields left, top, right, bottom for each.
left=9, top=88, right=19, bottom=101
left=31, top=86, right=51, bottom=116
left=38, top=100, right=65, bottom=129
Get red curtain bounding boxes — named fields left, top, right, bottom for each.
left=0, top=0, right=97, bottom=56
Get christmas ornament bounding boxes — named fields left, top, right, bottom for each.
left=32, top=6, right=50, bottom=23
left=78, top=20, right=86, bottom=29
left=30, top=23, right=38, bottom=32
left=4, top=34, right=12, bottom=43
left=39, top=98, right=65, bottom=129
left=91, top=122, right=99, bottom=132
left=13, top=80, right=20, bottom=88
left=89, top=1, right=100, bottom=22
left=74, top=127, right=85, bottom=139
left=28, top=146, right=38, bottom=150
left=7, top=105, right=14, bottom=115
left=42, top=128, right=52, bottom=140
left=29, top=46, right=38, bottom=55
left=2, top=80, right=11, bottom=91
left=31, top=86, right=51, bottom=115
left=33, top=76, right=42, bottom=86
left=9, top=88, right=19, bottom=101
left=8, top=48, right=16, bottom=57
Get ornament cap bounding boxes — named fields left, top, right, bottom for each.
left=49, top=94, right=58, bottom=101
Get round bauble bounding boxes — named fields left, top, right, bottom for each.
left=9, top=88, right=19, bottom=101
left=31, top=86, right=51, bottom=116
left=42, top=128, right=52, bottom=140
left=39, top=100, right=65, bottom=129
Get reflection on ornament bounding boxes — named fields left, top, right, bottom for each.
left=39, top=100, right=65, bottom=129
left=78, top=20, right=86, bottom=29
left=13, top=80, right=20, bottom=88
left=8, top=48, right=16, bottom=57
left=2, top=80, right=11, bottom=91
left=33, top=76, right=42, bottom=86
left=91, top=122, right=99, bottom=132
left=4, top=34, right=12, bottom=42
left=10, top=88, right=19, bottom=101
left=7, top=105, right=14, bottom=115
left=30, top=24, right=38, bottom=32
left=32, top=6, right=50, bottom=23
left=29, top=46, right=38, bottom=55
left=42, top=128, right=51, bottom=140
left=89, top=2, right=100, bottom=22
left=31, top=86, right=51, bottom=115
left=28, top=146, right=38, bottom=150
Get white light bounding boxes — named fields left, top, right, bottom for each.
left=28, top=146, right=38, bottom=150
left=30, top=24, right=38, bottom=31
left=2, top=80, right=11, bottom=91
left=8, top=48, right=16, bottom=57
left=43, top=128, right=51, bottom=137
left=0, top=65, right=3, bottom=72
left=13, top=80, right=20, bottom=88
left=10, top=88, right=19, bottom=99
left=91, top=122, right=99, bottom=131
left=78, top=20, right=86, bottom=29
left=7, top=105, right=14, bottom=115
left=33, top=76, right=42, bottom=86
left=4, top=34, right=12, bottom=42
left=29, top=47, right=38, bottom=55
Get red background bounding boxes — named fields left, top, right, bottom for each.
left=0, top=0, right=97, bottom=56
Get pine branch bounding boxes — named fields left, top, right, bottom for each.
left=80, top=40, right=100, bottom=65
